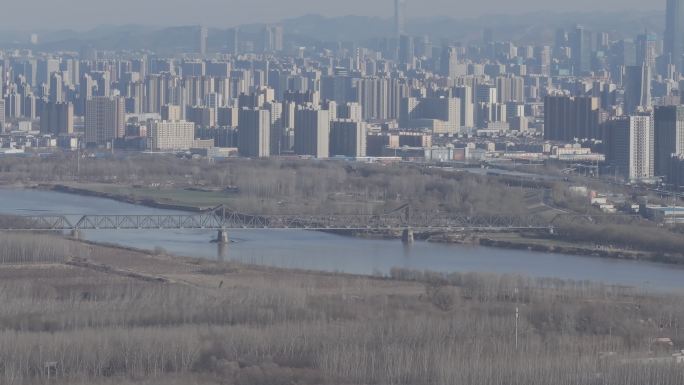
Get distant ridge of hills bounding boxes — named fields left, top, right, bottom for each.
left=0, top=10, right=664, bottom=52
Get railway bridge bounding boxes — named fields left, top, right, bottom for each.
left=0, top=205, right=554, bottom=244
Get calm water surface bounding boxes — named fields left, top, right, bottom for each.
left=1, top=188, right=683, bottom=291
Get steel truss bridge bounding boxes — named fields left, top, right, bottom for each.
left=0, top=205, right=553, bottom=232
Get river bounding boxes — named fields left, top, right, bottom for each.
left=1, top=188, right=683, bottom=291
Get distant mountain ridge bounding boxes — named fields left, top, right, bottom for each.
left=0, top=10, right=664, bottom=52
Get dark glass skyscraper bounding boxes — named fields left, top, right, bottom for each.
left=665, top=0, right=684, bottom=72
left=572, top=26, right=593, bottom=75
left=544, top=95, right=600, bottom=141
left=394, top=0, right=406, bottom=40
left=623, top=64, right=651, bottom=114
left=654, top=105, right=684, bottom=177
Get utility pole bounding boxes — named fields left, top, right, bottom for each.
left=76, top=144, right=80, bottom=180
left=515, top=306, right=519, bottom=350
left=669, top=184, right=677, bottom=229
left=596, top=159, right=599, bottom=179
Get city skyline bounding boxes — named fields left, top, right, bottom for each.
left=0, top=0, right=682, bottom=186
left=0, top=0, right=667, bottom=30
left=2, top=0, right=684, bottom=383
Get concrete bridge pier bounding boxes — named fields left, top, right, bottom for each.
left=70, top=229, right=81, bottom=240
left=216, top=229, right=229, bottom=244
left=401, top=228, right=414, bottom=244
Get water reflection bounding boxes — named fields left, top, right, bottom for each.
left=217, top=242, right=228, bottom=261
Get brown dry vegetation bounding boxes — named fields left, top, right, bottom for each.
left=4, top=154, right=684, bottom=258
left=0, top=154, right=527, bottom=216
left=0, top=234, right=684, bottom=385
left=554, top=222, right=684, bottom=256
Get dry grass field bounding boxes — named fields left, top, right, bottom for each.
left=1, top=233, right=684, bottom=384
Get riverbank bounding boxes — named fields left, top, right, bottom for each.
left=418, top=230, right=678, bottom=264
left=28, top=182, right=682, bottom=265
left=44, top=183, right=208, bottom=212
left=3, top=183, right=684, bottom=289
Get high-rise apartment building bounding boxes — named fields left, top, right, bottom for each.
left=496, top=76, right=525, bottom=103
left=475, top=102, right=507, bottom=128
left=669, top=155, right=684, bottom=188
left=23, top=94, right=36, bottom=120
left=78, top=73, right=95, bottom=115
left=605, top=115, right=654, bottom=182
left=330, top=120, right=367, bottom=158
left=85, top=96, right=125, bottom=145
left=186, top=106, right=216, bottom=128
left=356, top=78, right=388, bottom=121
left=336, top=102, right=363, bottom=122
left=182, top=61, right=206, bottom=77
left=0, top=100, right=5, bottom=131
left=206, top=61, right=231, bottom=78
left=237, top=108, right=270, bottom=158
left=440, top=46, right=459, bottom=79
left=204, top=93, right=223, bottom=110
left=294, top=107, right=330, bottom=158
left=49, top=73, right=64, bottom=104
left=161, top=105, right=183, bottom=122
left=401, top=96, right=461, bottom=134
left=453, top=86, right=474, bottom=128
left=37, top=58, right=59, bottom=89
left=144, top=75, right=162, bottom=114
left=282, top=90, right=318, bottom=107
left=149, top=120, right=195, bottom=150
left=264, top=101, right=283, bottom=155
left=536, top=46, right=552, bottom=76
left=90, top=71, right=111, bottom=97
left=4, top=93, right=22, bottom=119
left=505, top=102, right=525, bottom=122
left=476, top=84, right=497, bottom=104
left=40, top=102, right=73, bottom=135
left=414, top=35, right=432, bottom=59
left=262, top=26, right=283, bottom=52
left=217, top=107, right=239, bottom=127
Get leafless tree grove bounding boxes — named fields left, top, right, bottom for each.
left=0, top=235, right=683, bottom=384
left=0, top=155, right=528, bottom=216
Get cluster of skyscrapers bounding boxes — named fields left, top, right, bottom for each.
left=1, top=1, right=684, bottom=186
left=538, top=1, right=684, bottom=185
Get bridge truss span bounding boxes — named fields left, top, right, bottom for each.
left=0, top=205, right=553, bottom=232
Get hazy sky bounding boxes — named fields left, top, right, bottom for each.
left=0, top=0, right=664, bottom=30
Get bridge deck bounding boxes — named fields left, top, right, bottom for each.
left=0, top=207, right=552, bottom=232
